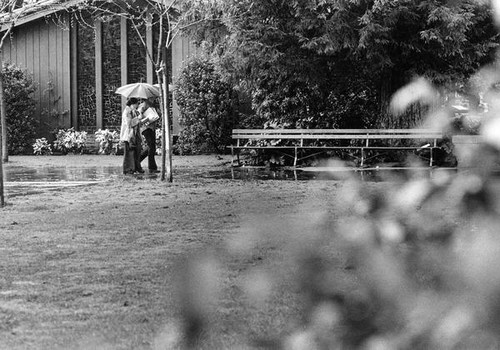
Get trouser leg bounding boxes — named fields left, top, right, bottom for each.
left=123, top=142, right=135, bottom=174
left=140, top=129, right=158, bottom=170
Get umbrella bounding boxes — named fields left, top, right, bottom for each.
left=115, top=82, right=160, bottom=100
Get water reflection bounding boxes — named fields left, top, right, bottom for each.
left=4, top=164, right=456, bottom=183
left=5, top=166, right=123, bottom=182
left=224, top=166, right=457, bottom=182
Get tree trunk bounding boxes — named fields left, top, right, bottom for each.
left=0, top=72, right=7, bottom=163
left=0, top=72, right=5, bottom=207
left=161, top=47, right=172, bottom=182
left=378, top=70, right=425, bottom=129
left=0, top=124, right=3, bottom=206
left=378, top=71, right=391, bottom=126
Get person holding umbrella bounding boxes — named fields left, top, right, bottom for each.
left=116, top=82, right=160, bottom=175
left=119, top=97, right=148, bottom=174
left=138, top=98, right=160, bottom=173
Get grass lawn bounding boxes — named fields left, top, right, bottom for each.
left=0, top=154, right=385, bottom=349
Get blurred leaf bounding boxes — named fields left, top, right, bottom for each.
left=390, top=78, right=438, bottom=116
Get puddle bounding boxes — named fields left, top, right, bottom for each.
left=1, top=165, right=461, bottom=198
left=206, top=166, right=458, bottom=182
left=3, top=165, right=121, bottom=197
left=0, top=161, right=463, bottom=198
left=4, top=181, right=101, bottom=198
left=4, top=165, right=123, bottom=182
left=3, top=164, right=457, bottom=184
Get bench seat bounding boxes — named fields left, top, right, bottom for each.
left=229, top=129, right=442, bottom=167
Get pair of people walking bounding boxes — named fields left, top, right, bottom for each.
left=119, top=97, right=159, bottom=175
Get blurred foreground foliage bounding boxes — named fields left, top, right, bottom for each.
left=173, top=51, right=500, bottom=350
left=167, top=1, right=500, bottom=349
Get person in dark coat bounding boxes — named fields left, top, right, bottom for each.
left=138, top=98, right=160, bottom=173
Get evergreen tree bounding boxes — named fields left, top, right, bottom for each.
left=181, top=0, right=499, bottom=127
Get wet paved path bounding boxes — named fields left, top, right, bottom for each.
left=4, top=165, right=123, bottom=182
left=3, top=163, right=125, bottom=197
left=3, top=181, right=101, bottom=198
left=1, top=155, right=220, bottom=197
left=1, top=154, right=456, bottom=198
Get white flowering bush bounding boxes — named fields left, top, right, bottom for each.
left=155, top=128, right=162, bottom=155
left=53, top=128, right=87, bottom=154
left=95, top=129, right=119, bottom=155
left=32, top=138, right=52, bottom=155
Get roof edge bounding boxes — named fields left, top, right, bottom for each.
left=0, top=0, right=85, bottom=32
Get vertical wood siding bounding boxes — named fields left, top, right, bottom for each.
left=1, top=15, right=72, bottom=137
left=0, top=13, right=188, bottom=139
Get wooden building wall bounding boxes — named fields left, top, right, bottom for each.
left=0, top=12, right=194, bottom=139
left=1, top=14, right=72, bottom=138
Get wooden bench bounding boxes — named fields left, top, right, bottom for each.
left=229, top=129, right=443, bottom=167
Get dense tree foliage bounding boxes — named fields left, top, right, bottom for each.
left=175, top=57, right=238, bottom=154
left=3, top=63, right=37, bottom=154
left=180, top=0, right=499, bottom=128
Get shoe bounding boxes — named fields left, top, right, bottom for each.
left=136, top=169, right=145, bottom=174
left=149, top=169, right=160, bottom=174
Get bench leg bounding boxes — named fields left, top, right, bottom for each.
left=231, top=147, right=240, bottom=167
left=361, top=148, right=365, bottom=167
left=430, top=148, right=433, bottom=166
left=294, top=147, right=298, bottom=167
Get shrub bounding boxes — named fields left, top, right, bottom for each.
left=53, top=127, right=87, bottom=154
left=3, top=63, right=37, bottom=154
left=175, top=57, right=238, bottom=154
left=251, top=69, right=379, bottom=130
left=155, top=128, right=162, bottom=155
left=95, top=129, right=119, bottom=155
left=32, top=138, right=52, bottom=155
